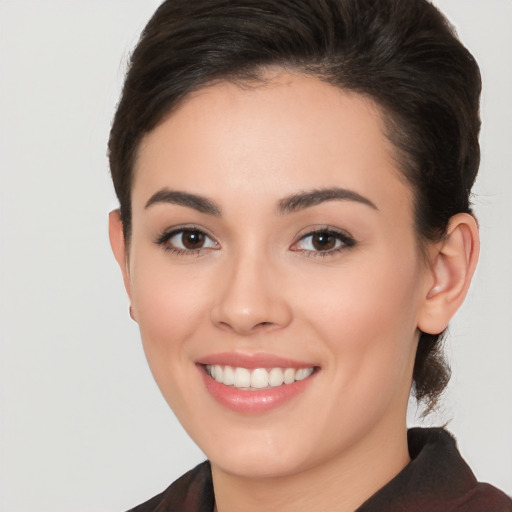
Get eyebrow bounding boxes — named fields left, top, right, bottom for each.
left=277, top=187, right=378, bottom=214
left=145, top=189, right=221, bottom=216
left=144, top=186, right=377, bottom=217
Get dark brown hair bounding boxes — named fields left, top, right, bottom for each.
left=108, top=0, right=481, bottom=411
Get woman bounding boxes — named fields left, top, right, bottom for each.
left=107, top=0, right=512, bottom=510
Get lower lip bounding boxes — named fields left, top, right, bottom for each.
left=199, top=366, right=317, bottom=414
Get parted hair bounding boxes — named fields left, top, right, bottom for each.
left=108, top=0, right=482, bottom=411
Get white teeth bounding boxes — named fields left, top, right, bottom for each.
left=205, top=364, right=315, bottom=390
left=213, top=365, right=223, bottom=383
left=234, top=367, right=251, bottom=388
left=223, top=365, right=235, bottom=386
left=295, top=367, right=314, bottom=381
left=283, top=367, right=296, bottom=384
left=251, top=368, right=269, bottom=389
left=269, top=368, right=284, bottom=387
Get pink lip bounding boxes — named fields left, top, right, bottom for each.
left=196, top=352, right=314, bottom=369
left=195, top=352, right=319, bottom=414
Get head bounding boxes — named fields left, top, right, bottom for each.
left=108, top=0, right=480, bottom=478
left=109, top=0, right=481, bottom=410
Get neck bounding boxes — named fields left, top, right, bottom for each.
left=211, top=422, right=410, bottom=512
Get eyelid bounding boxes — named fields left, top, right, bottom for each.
left=290, top=225, right=356, bottom=254
left=154, top=224, right=220, bottom=254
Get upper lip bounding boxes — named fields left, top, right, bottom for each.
left=195, top=352, right=317, bottom=369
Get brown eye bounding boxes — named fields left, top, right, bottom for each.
left=291, top=228, right=355, bottom=255
left=311, top=232, right=336, bottom=251
left=181, top=230, right=205, bottom=249
left=157, top=228, right=219, bottom=253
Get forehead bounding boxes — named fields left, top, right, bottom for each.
left=133, top=72, right=412, bottom=215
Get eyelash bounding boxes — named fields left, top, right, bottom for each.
left=154, top=226, right=356, bottom=258
left=291, top=228, right=356, bottom=258
left=154, top=226, right=219, bottom=256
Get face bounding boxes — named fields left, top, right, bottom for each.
left=114, top=73, right=434, bottom=479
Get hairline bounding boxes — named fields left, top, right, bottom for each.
left=124, top=65, right=444, bottom=266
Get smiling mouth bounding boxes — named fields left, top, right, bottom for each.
left=204, top=364, right=316, bottom=390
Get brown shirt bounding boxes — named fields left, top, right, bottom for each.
left=127, top=428, right=512, bottom=512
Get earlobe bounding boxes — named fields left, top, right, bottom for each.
left=418, top=213, right=480, bottom=335
left=108, top=209, right=132, bottom=301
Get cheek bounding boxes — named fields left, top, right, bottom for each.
left=129, top=263, right=217, bottom=421
left=130, top=261, right=211, bottom=368
left=293, top=250, right=423, bottom=381
left=302, top=253, right=419, bottom=327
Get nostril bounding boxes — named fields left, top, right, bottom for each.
left=254, top=321, right=279, bottom=332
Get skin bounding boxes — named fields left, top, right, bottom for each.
left=110, top=72, right=479, bottom=512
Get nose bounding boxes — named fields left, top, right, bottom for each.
left=210, top=251, right=292, bottom=336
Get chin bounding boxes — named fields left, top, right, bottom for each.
left=192, top=421, right=320, bottom=480
left=209, top=447, right=308, bottom=479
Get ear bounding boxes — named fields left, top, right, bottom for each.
left=108, top=209, right=133, bottom=304
left=418, top=213, right=480, bottom=335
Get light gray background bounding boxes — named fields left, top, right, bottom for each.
left=0, top=1, right=510, bottom=510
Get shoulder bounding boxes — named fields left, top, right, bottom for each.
left=450, top=482, right=512, bottom=512
left=358, top=428, right=512, bottom=512
left=126, top=461, right=214, bottom=512
left=410, top=429, right=512, bottom=512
